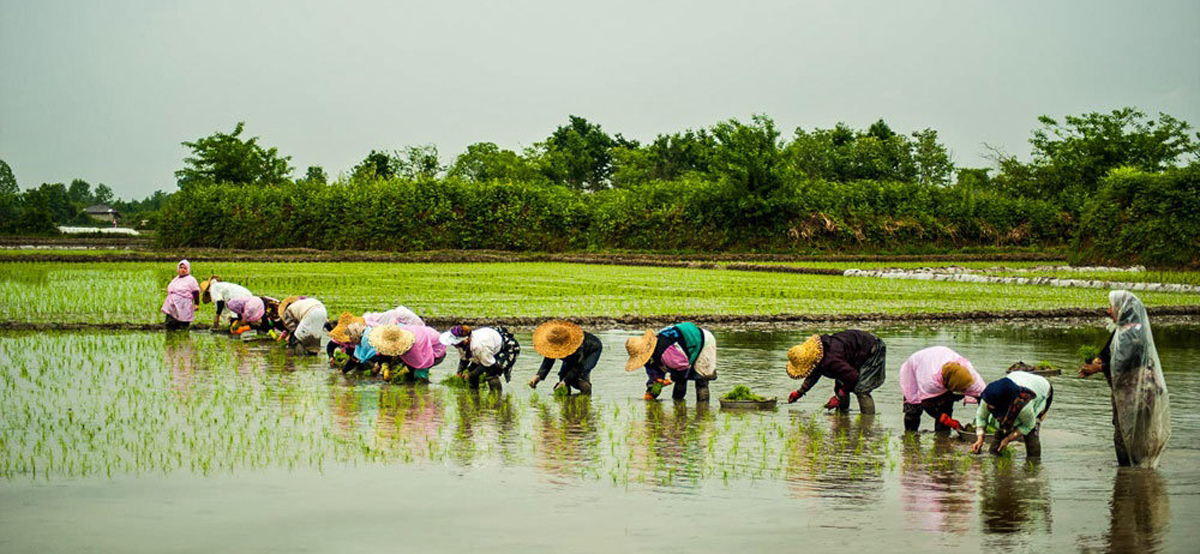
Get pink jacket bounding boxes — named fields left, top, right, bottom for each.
left=398, top=326, right=446, bottom=370
left=899, top=346, right=985, bottom=405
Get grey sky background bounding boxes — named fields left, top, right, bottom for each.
left=2, top=0, right=1197, bottom=199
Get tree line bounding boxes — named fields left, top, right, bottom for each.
left=3, top=108, right=1197, bottom=265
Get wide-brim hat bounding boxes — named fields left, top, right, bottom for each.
left=533, top=320, right=584, bottom=359
left=199, top=279, right=213, bottom=303
left=278, top=296, right=303, bottom=320
left=786, top=335, right=823, bottom=379
left=369, top=324, right=414, bottom=357
left=624, top=329, right=657, bottom=371
left=329, top=312, right=367, bottom=344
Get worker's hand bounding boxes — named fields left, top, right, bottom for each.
left=528, top=376, right=540, bottom=389
left=938, top=413, right=963, bottom=430
left=553, top=381, right=566, bottom=391
left=970, top=436, right=984, bottom=454
left=998, top=435, right=1013, bottom=451
left=823, top=396, right=841, bottom=410
left=657, top=378, right=672, bottom=387
left=644, top=392, right=656, bottom=401
left=787, top=390, right=802, bottom=404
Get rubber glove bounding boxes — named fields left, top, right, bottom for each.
left=787, top=390, right=802, bottom=404
left=938, top=413, right=963, bottom=430
left=823, top=396, right=841, bottom=410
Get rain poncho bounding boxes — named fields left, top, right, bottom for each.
left=160, top=260, right=200, bottom=322
left=1104, top=290, right=1170, bottom=468
left=900, top=346, right=985, bottom=405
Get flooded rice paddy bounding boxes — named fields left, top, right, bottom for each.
left=2, top=323, right=1198, bottom=553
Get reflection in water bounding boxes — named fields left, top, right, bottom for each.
left=451, top=389, right=519, bottom=465
left=164, top=332, right=198, bottom=396
left=631, top=401, right=714, bottom=489
left=783, top=413, right=887, bottom=507
left=899, top=434, right=979, bottom=534
left=533, top=396, right=599, bottom=483
left=979, top=461, right=1052, bottom=536
left=1091, top=469, right=1171, bottom=554
left=373, top=386, right=446, bottom=462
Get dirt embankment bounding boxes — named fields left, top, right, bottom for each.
left=0, top=248, right=1061, bottom=274
left=4, top=305, right=1196, bottom=332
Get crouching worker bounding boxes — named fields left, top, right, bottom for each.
left=440, top=325, right=521, bottom=392
left=199, top=276, right=252, bottom=328
left=390, top=325, right=447, bottom=383
left=224, top=296, right=267, bottom=333
left=530, top=320, right=602, bottom=395
left=971, top=371, right=1053, bottom=458
left=327, top=313, right=366, bottom=370
left=785, top=330, right=886, bottom=415
left=278, top=296, right=328, bottom=355
left=900, top=346, right=986, bottom=432
left=625, top=322, right=717, bottom=402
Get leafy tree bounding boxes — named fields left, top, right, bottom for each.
left=710, top=115, right=782, bottom=195
left=0, top=159, right=18, bottom=230
left=449, top=142, right=544, bottom=184
left=397, top=145, right=443, bottom=180
left=23, top=183, right=75, bottom=224
left=303, top=166, right=328, bottom=184
left=68, top=179, right=93, bottom=205
left=175, top=122, right=293, bottom=188
left=784, top=120, right=953, bottom=185
left=352, top=150, right=400, bottom=180
left=992, top=108, right=1199, bottom=209
left=92, top=183, right=114, bottom=205
left=539, top=115, right=617, bottom=191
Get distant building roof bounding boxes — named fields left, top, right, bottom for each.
left=85, top=204, right=118, bottom=214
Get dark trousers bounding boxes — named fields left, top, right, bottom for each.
left=903, top=392, right=962, bottom=432
left=467, top=364, right=503, bottom=391
left=671, top=376, right=710, bottom=401
left=165, top=315, right=190, bottom=331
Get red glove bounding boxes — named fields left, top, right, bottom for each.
left=823, top=396, right=841, bottom=410
left=938, top=413, right=963, bottom=430
left=787, top=390, right=802, bottom=404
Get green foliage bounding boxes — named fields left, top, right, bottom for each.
left=303, top=166, right=328, bottom=184
left=175, top=122, right=293, bottom=188
left=723, top=385, right=766, bottom=401
left=992, top=108, right=1198, bottom=211
left=448, top=142, right=546, bottom=184
left=1072, top=166, right=1200, bottom=267
left=710, top=115, right=783, bottom=195
left=1077, top=345, right=1101, bottom=364
left=784, top=120, right=953, bottom=186
left=537, top=115, right=620, bottom=191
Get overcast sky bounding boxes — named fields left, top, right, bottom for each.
left=2, top=0, right=1197, bottom=199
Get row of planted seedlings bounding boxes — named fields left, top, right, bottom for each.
left=3, top=331, right=1022, bottom=488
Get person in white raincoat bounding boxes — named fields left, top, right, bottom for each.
left=1079, top=290, right=1171, bottom=468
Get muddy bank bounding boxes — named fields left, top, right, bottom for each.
left=4, top=305, right=1196, bottom=332
left=0, top=248, right=1064, bottom=267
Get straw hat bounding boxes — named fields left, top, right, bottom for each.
left=533, top=320, right=585, bottom=359
left=369, top=324, right=414, bottom=357
left=329, top=312, right=367, bottom=344
left=786, top=335, right=823, bottom=379
left=278, top=296, right=303, bottom=320
left=624, top=329, right=657, bottom=371
left=199, top=278, right=214, bottom=303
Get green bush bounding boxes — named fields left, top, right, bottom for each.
left=1072, top=166, right=1200, bottom=268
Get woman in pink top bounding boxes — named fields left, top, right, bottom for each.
left=160, top=260, right=200, bottom=331
left=899, top=346, right=986, bottom=433
left=394, top=325, right=447, bottom=382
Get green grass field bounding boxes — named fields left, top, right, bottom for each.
left=2, top=261, right=1197, bottom=324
